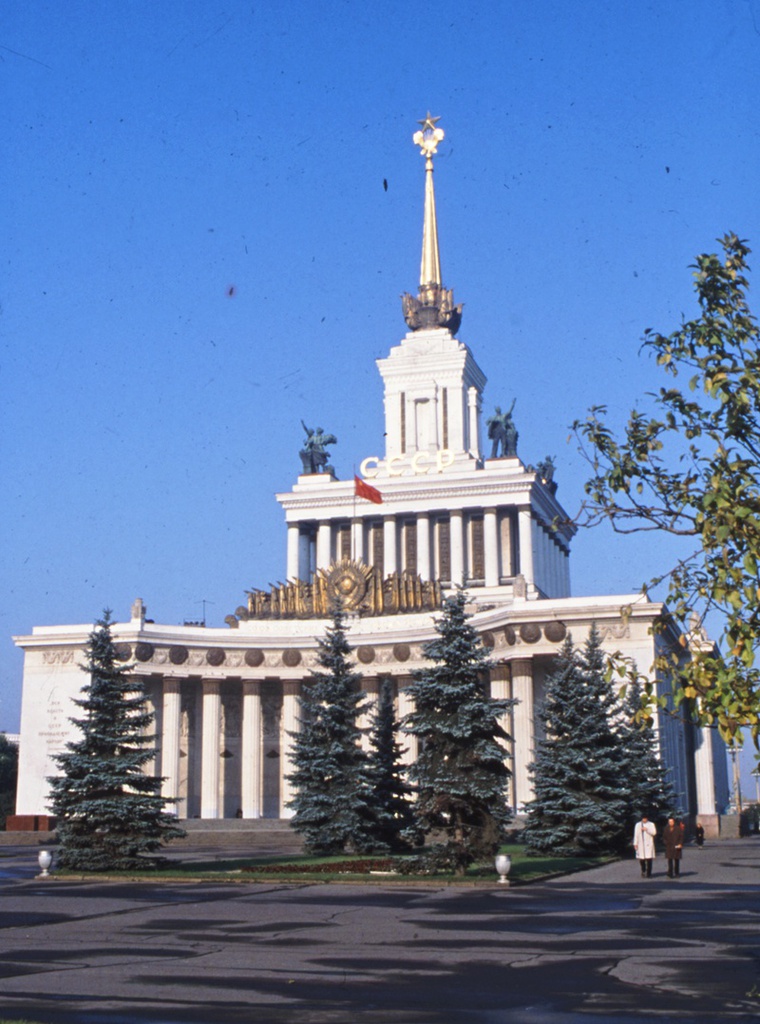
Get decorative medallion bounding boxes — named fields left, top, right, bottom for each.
left=504, top=627, right=516, bottom=646
left=206, top=648, right=226, bottom=667
left=134, top=642, right=154, bottom=662
left=393, top=643, right=411, bottom=662
left=114, top=643, right=132, bottom=661
left=325, top=559, right=373, bottom=612
left=357, top=645, right=375, bottom=664
left=544, top=621, right=567, bottom=643
left=282, top=649, right=302, bottom=667
left=245, top=649, right=265, bottom=667
left=520, top=623, right=541, bottom=644
left=242, top=559, right=442, bottom=620
left=170, top=643, right=189, bottom=667
left=481, top=631, right=495, bottom=649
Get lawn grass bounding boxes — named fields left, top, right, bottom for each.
left=51, top=844, right=617, bottom=885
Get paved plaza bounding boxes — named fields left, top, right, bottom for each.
left=0, top=837, right=759, bottom=1023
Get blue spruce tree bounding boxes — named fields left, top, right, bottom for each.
left=365, top=676, right=417, bottom=852
left=618, top=674, right=675, bottom=823
left=48, top=611, right=185, bottom=871
left=404, top=591, right=514, bottom=874
left=523, top=625, right=630, bottom=856
left=288, top=606, right=375, bottom=855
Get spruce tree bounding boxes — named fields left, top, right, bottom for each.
left=618, top=674, right=675, bottom=823
left=0, top=733, right=19, bottom=830
left=48, top=611, right=185, bottom=871
left=523, top=626, right=629, bottom=856
left=365, top=676, right=417, bottom=852
left=288, top=605, right=375, bottom=855
left=404, top=591, right=513, bottom=874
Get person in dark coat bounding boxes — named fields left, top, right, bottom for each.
left=663, top=817, right=684, bottom=877
left=695, top=821, right=705, bottom=849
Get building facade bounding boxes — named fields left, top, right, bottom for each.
left=13, top=116, right=729, bottom=830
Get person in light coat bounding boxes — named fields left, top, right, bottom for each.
left=633, top=815, right=657, bottom=877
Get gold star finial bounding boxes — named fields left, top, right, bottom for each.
left=413, top=111, right=444, bottom=159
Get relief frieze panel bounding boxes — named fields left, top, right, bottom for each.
left=41, top=650, right=76, bottom=665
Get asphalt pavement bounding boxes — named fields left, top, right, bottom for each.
left=0, top=837, right=758, bottom=1023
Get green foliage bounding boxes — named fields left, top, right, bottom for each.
left=0, top=733, right=19, bottom=830
left=47, top=611, right=185, bottom=871
left=523, top=627, right=630, bottom=856
left=288, top=606, right=376, bottom=855
left=573, top=233, right=760, bottom=744
left=365, top=676, right=417, bottom=851
left=403, top=590, right=514, bottom=874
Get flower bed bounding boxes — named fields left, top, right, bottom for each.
left=242, top=857, right=396, bottom=875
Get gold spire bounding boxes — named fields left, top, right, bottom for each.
left=402, top=113, right=462, bottom=334
left=414, top=112, right=443, bottom=288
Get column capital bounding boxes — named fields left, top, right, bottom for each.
left=511, top=658, right=534, bottom=677
left=201, top=678, right=221, bottom=694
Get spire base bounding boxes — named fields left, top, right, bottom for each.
left=402, top=282, right=462, bottom=335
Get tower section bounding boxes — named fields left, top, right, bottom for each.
left=378, top=113, right=486, bottom=465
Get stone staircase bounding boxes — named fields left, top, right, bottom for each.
left=173, top=818, right=304, bottom=855
left=0, top=819, right=304, bottom=856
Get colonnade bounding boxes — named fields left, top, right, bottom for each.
left=154, top=663, right=540, bottom=820
left=286, top=507, right=569, bottom=597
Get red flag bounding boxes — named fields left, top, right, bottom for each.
left=354, top=474, right=383, bottom=504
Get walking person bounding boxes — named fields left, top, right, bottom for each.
left=663, top=816, right=684, bottom=878
left=633, top=814, right=657, bottom=878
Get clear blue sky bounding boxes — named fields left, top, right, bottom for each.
left=3, top=1, right=760, bottom=786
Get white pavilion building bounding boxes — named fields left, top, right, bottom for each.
left=12, top=115, right=729, bottom=833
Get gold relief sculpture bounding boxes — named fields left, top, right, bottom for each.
left=238, top=558, right=442, bottom=621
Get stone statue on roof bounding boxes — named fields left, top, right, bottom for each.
left=300, top=421, right=337, bottom=474
left=487, top=400, right=518, bottom=458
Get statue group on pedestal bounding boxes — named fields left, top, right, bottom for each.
left=487, top=400, right=518, bottom=458
left=300, top=421, right=337, bottom=474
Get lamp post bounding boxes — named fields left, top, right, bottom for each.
left=495, top=853, right=511, bottom=885
left=730, top=747, right=743, bottom=814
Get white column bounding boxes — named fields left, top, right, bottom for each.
left=316, top=521, right=332, bottom=569
left=450, top=510, right=464, bottom=586
left=416, top=513, right=431, bottom=581
left=280, top=680, right=300, bottom=818
left=397, top=680, right=418, bottom=767
left=467, top=386, right=480, bottom=458
left=484, top=507, right=499, bottom=587
left=200, top=679, right=221, bottom=819
left=161, top=678, right=182, bottom=811
left=490, top=664, right=514, bottom=807
left=694, top=719, right=719, bottom=815
left=352, top=518, right=364, bottom=563
left=511, top=659, right=535, bottom=811
left=287, top=524, right=300, bottom=580
left=518, top=507, right=534, bottom=588
left=241, top=680, right=262, bottom=819
left=383, top=516, right=397, bottom=576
